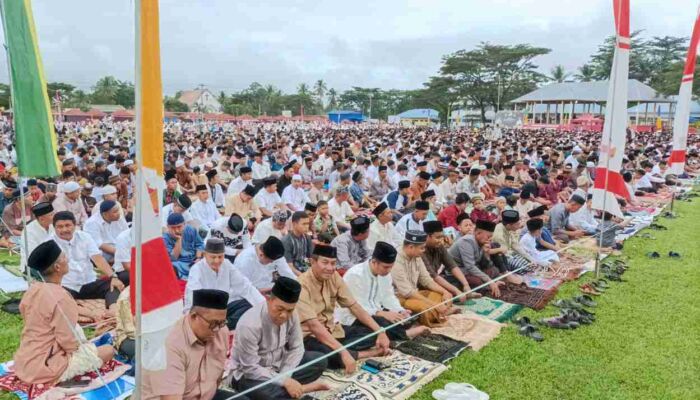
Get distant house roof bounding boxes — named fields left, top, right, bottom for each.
left=327, top=110, right=362, bottom=115
left=398, top=108, right=439, bottom=120
left=63, top=108, right=106, bottom=118
left=511, top=79, right=671, bottom=103
left=90, top=104, right=125, bottom=113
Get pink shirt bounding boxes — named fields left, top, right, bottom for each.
left=14, top=282, right=80, bottom=384
left=142, top=316, right=229, bottom=400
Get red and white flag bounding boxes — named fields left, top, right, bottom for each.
left=592, top=0, right=631, bottom=217
left=670, top=8, right=700, bottom=175
left=130, top=0, right=183, bottom=371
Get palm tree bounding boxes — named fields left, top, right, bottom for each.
left=314, top=79, right=327, bottom=107
left=327, top=88, right=338, bottom=111
left=297, top=83, right=310, bottom=98
left=574, top=64, right=596, bottom=82
left=549, top=65, right=570, bottom=83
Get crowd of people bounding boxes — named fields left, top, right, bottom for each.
left=7, top=116, right=700, bottom=399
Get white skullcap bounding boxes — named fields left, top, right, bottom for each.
left=62, top=181, right=80, bottom=193
left=102, top=185, right=117, bottom=195
left=292, top=174, right=302, bottom=181
left=175, top=160, right=185, bottom=168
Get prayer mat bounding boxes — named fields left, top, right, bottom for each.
left=522, top=274, right=562, bottom=291
left=459, top=297, right=523, bottom=322
left=394, top=334, right=469, bottom=363
left=0, top=265, right=27, bottom=293
left=429, top=313, right=504, bottom=351
left=487, top=283, right=557, bottom=311
left=319, top=351, right=448, bottom=400
left=303, top=374, right=383, bottom=400
left=0, top=359, right=133, bottom=400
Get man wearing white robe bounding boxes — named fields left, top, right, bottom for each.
left=520, top=219, right=559, bottom=267
left=367, top=202, right=402, bottom=249
left=281, top=175, right=309, bottom=212
left=395, top=200, right=430, bottom=238
left=190, top=185, right=221, bottom=231
left=234, top=236, right=297, bottom=292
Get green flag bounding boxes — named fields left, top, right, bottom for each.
left=1, top=0, right=59, bottom=177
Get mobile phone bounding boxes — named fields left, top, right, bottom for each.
left=59, top=378, right=91, bottom=388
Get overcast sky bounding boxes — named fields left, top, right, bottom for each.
left=0, top=0, right=698, bottom=94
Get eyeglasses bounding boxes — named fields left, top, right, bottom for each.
left=195, top=312, right=227, bottom=331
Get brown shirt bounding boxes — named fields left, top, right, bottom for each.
left=391, top=249, right=436, bottom=299
left=297, top=270, right=357, bottom=339
left=142, top=316, right=229, bottom=400
left=14, top=282, right=80, bottom=384
left=224, top=193, right=259, bottom=219
left=421, top=245, right=458, bottom=278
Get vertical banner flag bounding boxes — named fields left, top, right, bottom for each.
left=670, top=7, right=700, bottom=175
left=592, top=0, right=631, bottom=217
left=130, top=0, right=182, bottom=371
left=0, top=0, right=60, bottom=177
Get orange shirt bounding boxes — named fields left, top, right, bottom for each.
left=14, top=282, right=80, bottom=384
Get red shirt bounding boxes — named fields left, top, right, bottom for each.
left=438, top=204, right=461, bottom=229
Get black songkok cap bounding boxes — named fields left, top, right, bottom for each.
left=350, top=216, right=370, bottom=233
left=32, top=202, right=53, bottom=217
left=205, top=238, right=225, bottom=254
left=271, top=276, right=301, bottom=303
left=501, top=210, right=520, bottom=225
left=228, top=214, right=244, bottom=233
left=423, top=220, right=443, bottom=235
left=372, top=241, right=398, bottom=263
left=570, top=194, right=585, bottom=205
left=196, top=184, right=208, bottom=192
left=28, top=240, right=62, bottom=273
left=420, top=190, right=435, bottom=200
left=404, top=230, right=427, bottom=244
left=372, top=202, right=388, bottom=216
left=176, top=194, right=192, bottom=209
left=240, top=166, right=252, bottom=174
left=304, top=202, right=317, bottom=212
left=192, top=289, right=229, bottom=310
left=243, top=185, right=258, bottom=197
left=418, top=171, right=431, bottom=180
left=398, top=181, right=410, bottom=190
left=475, top=219, right=496, bottom=232
left=261, top=236, right=285, bottom=260
left=312, top=244, right=337, bottom=259
left=528, top=205, right=547, bottom=218
left=415, top=200, right=430, bottom=211
left=263, top=177, right=277, bottom=186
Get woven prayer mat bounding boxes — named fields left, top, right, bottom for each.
left=459, top=296, right=523, bottom=322
left=315, top=351, right=448, bottom=400
left=394, top=333, right=469, bottom=363
left=429, top=313, right=505, bottom=351
left=0, top=359, right=133, bottom=400
left=522, top=274, right=562, bottom=291
left=303, top=374, right=383, bottom=400
left=487, top=283, right=557, bottom=311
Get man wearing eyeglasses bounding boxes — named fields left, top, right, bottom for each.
left=142, top=289, right=232, bottom=400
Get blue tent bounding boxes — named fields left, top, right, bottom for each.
left=327, top=110, right=364, bottom=123
left=397, top=108, right=439, bottom=120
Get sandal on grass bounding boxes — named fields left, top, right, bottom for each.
left=573, top=295, right=597, bottom=308
left=646, top=251, right=660, bottom=259
left=518, top=324, right=544, bottom=341
left=579, top=283, right=601, bottom=296
left=668, top=251, right=681, bottom=258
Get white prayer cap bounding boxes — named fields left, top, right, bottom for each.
left=102, top=185, right=117, bottom=195
left=586, top=161, right=595, bottom=168
left=123, top=160, right=134, bottom=166
left=292, top=174, right=302, bottom=181
left=175, top=160, right=185, bottom=168
left=62, top=181, right=80, bottom=193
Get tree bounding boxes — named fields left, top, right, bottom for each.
left=114, top=81, right=135, bottom=108
left=586, top=31, right=651, bottom=82
left=91, top=76, right=120, bottom=104
left=0, top=83, right=10, bottom=109
left=164, top=96, right=189, bottom=112
left=549, top=65, right=570, bottom=83
left=439, top=42, right=550, bottom=121
left=314, top=79, right=327, bottom=107
left=647, top=35, right=688, bottom=90
left=651, top=60, right=700, bottom=98
left=574, top=64, right=596, bottom=82
left=327, top=88, right=338, bottom=111
left=46, top=82, right=75, bottom=102
left=414, top=77, right=461, bottom=125
left=63, top=89, right=91, bottom=111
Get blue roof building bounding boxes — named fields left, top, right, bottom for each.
left=327, top=110, right=365, bottom=123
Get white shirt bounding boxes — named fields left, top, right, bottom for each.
left=189, top=199, right=220, bottom=230
left=208, top=183, right=226, bottom=208
left=367, top=219, right=402, bottom=250
left=337, top=260, right=405, bottom=326
left=327, top=198, right=354, bottom=222
left=233, top=246, right=296, bottom=290
left=569, top=205, right=598, bottom=232
left=184, top=258, right=265, bottom=312
left=395, top=213, right=425, bottom=238
left=251, top=218, right=285, bottom=244
left=91, top=201, right=125, bottom=219
left=83, top=212, right=129, bottom=261
left=51, top=231, right=101, bottom=292
left=227, top=177, right=253, bottom=196
left=281, top=185, right=309, bottom=212
left=113, top=228, right=132, bottom=273
left=519, top=232, right=559, bottom=266
left=206, top=216, right=252, bottom=257
left=161, top=203, right=194, bottom=228
left=20, top=221, right=54, bottom=272
left=251, top=161, right=271, bottom=180
left=254, top=190, right=282, bottom=212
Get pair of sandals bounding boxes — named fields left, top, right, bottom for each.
left=647, top=251, right=681, bottom=259
left=580, top=279, right=608, bottom=295
left=538, top=307, right=596, bottom=329
left=514, top=316, right=544, bottom=342
left=553, top=295, right=598, bottom=310
left=649, top=223, right=668, bottom=231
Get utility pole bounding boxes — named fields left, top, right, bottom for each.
left=368, top=93, right=373, bottom=120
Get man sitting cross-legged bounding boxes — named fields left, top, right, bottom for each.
left=338, top=241, right=430, bottom=342
left=230, top=277, right=330, bottom=400
left=297, top=244, right=391, bottom=374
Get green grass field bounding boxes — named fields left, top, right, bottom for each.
left=412, top=198, right=700, bottom=400
left=0, top=200, right=699, bottom=399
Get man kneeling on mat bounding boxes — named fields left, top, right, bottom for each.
left=15, top=241, right=114, bottom=384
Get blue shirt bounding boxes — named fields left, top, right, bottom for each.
left=349, top=182, right=365, bottom=204
left=498, top=187, right=520, bottom=198
left=385, top=190, right=407, bottom=210
left=163, top=225, right=204, bottom=264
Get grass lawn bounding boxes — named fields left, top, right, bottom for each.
left=412, top=198, right=700, bottom=400
left=0, top=201, right=699, bottom=399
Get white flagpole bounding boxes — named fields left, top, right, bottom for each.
left=133, top=0, right=144, bottom=396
